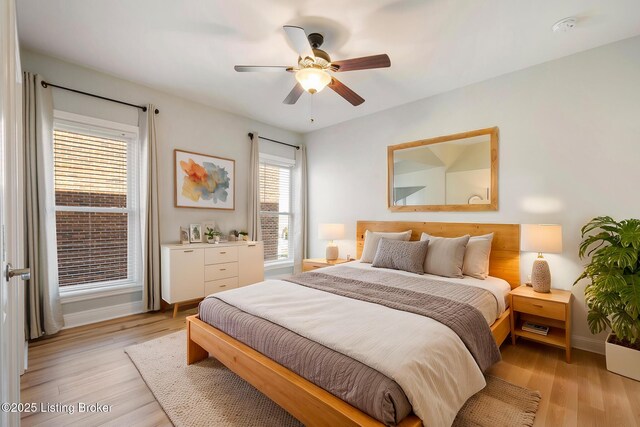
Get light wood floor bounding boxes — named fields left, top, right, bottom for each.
left=20, top=310, right=640, bottom=427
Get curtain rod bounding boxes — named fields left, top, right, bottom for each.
left=41, top=81, right=159, bottom=114
left=248, top=133, right=299, bottom=150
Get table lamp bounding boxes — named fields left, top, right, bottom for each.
left=521, top=224, right=563, bottom=293
left=318, top=223, right=345, bottom=261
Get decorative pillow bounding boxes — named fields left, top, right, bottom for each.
left=372, top=239, right=429, bottom=275
left=361, top=230, right=412, bottom=263
left=463, top=233, right=494, bottom=279
left=420, top=233, right=470, bottom=278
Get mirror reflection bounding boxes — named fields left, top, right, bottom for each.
left=389, top=128, right=497, bottom=211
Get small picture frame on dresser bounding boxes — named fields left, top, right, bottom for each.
left=189, top=224, right=202, bottom=243
left=180, top=227, right=190, bottom=245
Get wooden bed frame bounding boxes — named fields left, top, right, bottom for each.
left=187, top=221, right=520, bottom=427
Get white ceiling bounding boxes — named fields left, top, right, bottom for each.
left=17, top=0, right=640, bottom=133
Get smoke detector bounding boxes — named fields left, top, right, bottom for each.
left=552, top=17, right=577, bottom=33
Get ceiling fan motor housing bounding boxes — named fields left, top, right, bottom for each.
left=307, top=32, right=324, bottom=49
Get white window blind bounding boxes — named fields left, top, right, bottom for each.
left=259, top=158, right=294, bottom=263
left=53, top=114, right=140, bottom=289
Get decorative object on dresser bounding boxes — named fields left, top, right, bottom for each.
left=521, top=224, right=563, bottom=293
left=318, top=223, right=345, bottom=261
left=175, top=149, right=235, bottom=210
left=575, top=216, right=640, bottom=381
left=180, top=227, right=190, bottom=245
left=387, top=127, right=498, bottom=212
left=161, top=241, right=264, bottom=317
left=302, top=258, right=351, bottom=272
left=509, top=285, right=572, bottom=362
left=205, top=227, right=222, bottom=244
left=189, top=223, right=202, bottom=243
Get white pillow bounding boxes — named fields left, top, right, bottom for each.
left=420, top=233, right=470, bottom=278
left=360, top=230, right=412, bottom=263
left=462, top=233, right=494, bottom=279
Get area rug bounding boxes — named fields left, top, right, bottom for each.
left=125, top=331, right=540, bottom=427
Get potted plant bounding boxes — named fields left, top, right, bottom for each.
left=205, top=227, right=222, bottom=244
left=575, top=216, right=640, bottom=380
left=239, top=231, right=249, bottom=241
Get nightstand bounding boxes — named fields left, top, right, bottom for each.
left=509, top=286, right=573, bottom=362
left=302, top=258, right=351, bottom=272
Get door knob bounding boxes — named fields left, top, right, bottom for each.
left=5, top=263, right=31, bottom=281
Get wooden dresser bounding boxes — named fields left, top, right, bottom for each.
left=161, top=241, right=264, bottom=316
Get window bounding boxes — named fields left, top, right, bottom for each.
left=53, top=112, right=140, bottom=292
left=259, top=154, right=295, bottom=264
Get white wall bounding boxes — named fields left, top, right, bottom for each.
left=304, top=36, right=640, bottom=353
left=21, top=50, right=301, bottom=317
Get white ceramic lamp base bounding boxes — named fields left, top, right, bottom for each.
left=531, top=256, right=551, bottom=293
left=325, top=243, right=338, bottom=261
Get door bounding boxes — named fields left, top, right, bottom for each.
left=1, top=0, right=25, bottom=425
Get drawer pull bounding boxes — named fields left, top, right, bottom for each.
left=532, top=304, right=543, bottom=308
left=220, top=285, right=226, bottom=288
left=220, top=268, right=226, bottom=271
left=220, top=251, right=227, bottom=254
left=183, top=250, right=194, bottom=253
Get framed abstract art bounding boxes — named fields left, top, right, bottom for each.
left=174, top=149, right=235, bottom=210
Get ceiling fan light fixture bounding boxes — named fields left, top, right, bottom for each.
left=295, top=68, right=331, bottom=94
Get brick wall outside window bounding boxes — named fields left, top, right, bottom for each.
left=259, top=162, right=291, bottom=262
left=53, top=129, right=131, bottom=287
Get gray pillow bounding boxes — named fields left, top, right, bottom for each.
left=360, top=230, right=412, bottom=263
left=463, top=233, right=494, bottom=279
left=420, top=233, right=470, bottom=278
left=372, top=239, right=429, bottom=275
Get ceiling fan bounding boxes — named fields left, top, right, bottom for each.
left=234, top=25, right=391, bottom=106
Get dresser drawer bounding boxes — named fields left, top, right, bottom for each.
left=205, top=247, right=238, bottom=265
left=205, top=262, right=238, bottom=281
left=512, top=295, right=566, bottom=321
left=205, top=277, right=238, bottom=296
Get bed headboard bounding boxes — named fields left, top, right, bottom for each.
left=356, top=221, right=521, bottom=288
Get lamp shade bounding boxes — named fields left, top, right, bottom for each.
left=295, top=68, right=331, bottom=94
left=318, top=223, right=345, bottom=241
left=521, top=224, right=563, bottom=253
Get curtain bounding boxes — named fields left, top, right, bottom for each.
left=23, top=72, right=64, bottom=339
left=247, top=133, right=262, bottom=241
left=293, top=145, right=308, bottom=273
left=139, top=105, right=162, bottom=311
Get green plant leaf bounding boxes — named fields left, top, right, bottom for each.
left=619, top=219, right=640, bottom=250
left=621, top=273, right=640, bottom=319
left=594, top=245, right=638, bottom=270
left=595, top=270, right=626, bottom=292
left=587, top=308, right=609, bottom=335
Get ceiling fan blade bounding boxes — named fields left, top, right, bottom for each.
left=328, top=77, right=365, bottom=106
left=332, top=54, right=391, bottom=72
left=283, top=83, right=304, bottom=105
left=234, top=65, right=292, bottom=72
left=283, top=25, right=315, bottom=60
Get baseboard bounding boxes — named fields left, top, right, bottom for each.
left=62, top=300, right=145, bottom=329
left=572, top=334, right=605, bottom=355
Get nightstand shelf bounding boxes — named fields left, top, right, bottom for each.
left=509, top=286, right=573, bottom=362
left=514, top=319, right=566, bottom=348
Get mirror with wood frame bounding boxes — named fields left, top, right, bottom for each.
left=388, top=127, right=498, bottom=212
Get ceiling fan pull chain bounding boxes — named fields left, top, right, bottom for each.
left=309, top=94, right=315, bottom=124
